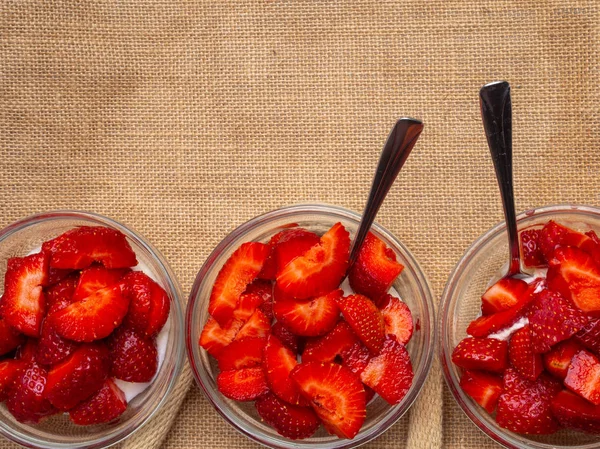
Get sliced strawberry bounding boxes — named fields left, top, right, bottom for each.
left=543, top=339, right=582, bottom=379
left=380, top=295, right=413, bottom=344
left=109, top=327, right=158, bottom=383
left=509, top=325, right=543, bottom=380
left=6, top=362, right=56, bottom=423
left=335, top=294, right=384, bottom=353
left=45, top=343, right=110, bottom=410
left=348, top=232, right=404, bottom=300
left=451, top=337, right=508, bottom=373
left=121, top=271, right=170, bottom=337
left=290, top=361, right=366, bottom=439
left=257, top=229, right=291, bottom=280
left=539, top=220, right=600, bottom=261
left=263, top=335, right=308, bottom=406
left=520, top=229, right=546, bottom=267
left=564, top=350, right=600, bottom=405
left=1, top=252, right=48, bottom=337
left=47, top=267, right=76, bottom=286
left=302, top=321, right=358, bottom=364
left=273, top=228, right=321, bottom=274
left=575, top=318, right=600, bottom=356
left=209, top=242, right=270, bottom=326
left=276, top=222, right=350, bottom=300
left=45, top=273, right=78, bottom=311
left=459, top=370, right=503, bottom=413
left=496, top=368, right=561, bottom=434
left=216, top=367, right=268, bottom=401
left=0, top=360, right=25, bottom=401
left=51, top=283, right=130, bottom=342
left=360, top=338, right=413, bottom=404
left=73, top=265, right=128, bottom=301
left=42, top=226, right=137, bottom=269
left=216, top=337, right=266, bottom=371
left=232, top=292, right=264, bottom=322
left=244, top=279, right=274, bottom=321
left=273, top=287, right=340, bottom=337
left=467, top=302, right=530, bottom=338
left=255, top=392, right=320, bottom=440
left=69, top=379, right=127, bottom=425
left=528, top=290, right=588, bottom=353
left=0, top=319, right=24, bottom=356
left=36, top=318, right=79, bottom=366
left=547, top=246, right=600, bottom=313
left=481, top=277, right=529, bottom=315
left=271, top=322, right=301, bottom=353
left=234, top=309, right=270, bottom=340
left=16, top=338, right=38, bottom=363
left=199, top=317, right=243, bottom=357
left=340, top=341, right=372, bottom=376
left=551, top=389, right=600, bottom=433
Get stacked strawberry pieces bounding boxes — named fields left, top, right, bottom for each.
left=0, top=226, right=170, bottom=425
left=200, top=225, right=414, bottom=440
left=454, top=220, right=600, bottom=435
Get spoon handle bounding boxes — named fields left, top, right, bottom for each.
left=348, top=118, right=424, bottom=268
left=479, top=81, right=521, bottom=276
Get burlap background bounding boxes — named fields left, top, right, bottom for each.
left=1, top=1, right=599, bottom=448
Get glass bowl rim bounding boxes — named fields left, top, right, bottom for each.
left=440, top=203, right=600, bottom=449
left=185, top=202, right=436, bottom=448
left=0, top=209, right=185, bottom=449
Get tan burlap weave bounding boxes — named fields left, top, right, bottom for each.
left=1, top=0, right=599, bottom=448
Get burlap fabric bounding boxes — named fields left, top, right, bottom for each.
left=1, top=1, right=599, bottom=448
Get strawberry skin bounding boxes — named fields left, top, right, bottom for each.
left=290, top=361, right=366, bottom=439
left=109, top=327, right=158, bottom=383
left=51, top=283, right=130, bottom=342
left=216, top=367, right=268, bottom=401
left=255, top=392, right=320, bottom=440
left=348, top=232, right=403, bottom=300
left=271, top=321, right=302, bottom=353
left=73, top=265, right=129, bottom=301
left=451, top=337, right=508, bottom=373
left=69, top=379, right=127, bottom=425
left=0, top=319, right=24, bottom=356
left=7, top=362, right=56, bottom=423
left=336, top=294, right=385, bottom=353
left=575, top=318, right=600, bottom=355
left=209, top=242, right=270, bottom=326
left=216, top=337, right=266, bottom=371
left=263, top=335, right=308, bottom=406
left=564, top=349, right=600, bottom=405
left=509, top=325, right=543, bottom=380
left=467, top=299, right=531, bottom=338
left=121, top=271, right=170, bottom=337
left=551, top=389, right=600, bottom=433
left=0, top=360, right=25, bottom=401
left=45, top=273, right=78, bottom=311
left=244, top=279, right=274, bottom=321
left=302, top=321, right=358, bottom=364
left=42, top=226, right=137, bottom=269
left=360, top=338, right=413, bottom=404
left=459, top=370, right=503, bottom=413
left=273, top=287, right=341, bottom=337
left=1, top=252, right=49, bottom=337
left=36, top=318, right=79, bottom=366
left=539, top=220, right=600, bottom=262
left=276, top=222, right=350, bottom=300
left=340, top=341, right=372, bottom=376
left=45, top=343, right=110, bottom=411
left=481, top=277, right=529, bottom=315
left=543, top=339, right=582, bottom=379
left=380, top=295, right=413, bottom=345
left=520, top=229, right=546, bottom=267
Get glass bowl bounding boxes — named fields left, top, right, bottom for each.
left=186, top=203, right=436, bottom=448
left=441, top=204, right=600, bottom=449
left=0, top=211, right=184, bottom=449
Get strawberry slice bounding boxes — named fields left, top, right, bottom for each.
left=273, top=287, right=341, bottom=337
left=109, top=327, right=158, bottom=383
left=0, top=319, right=24, bottom=356
left=276, top=222, right=350, bottom=300
left=271, top=322, right=302, bottom=353
left=1, top=252, right=49, bottom=337
left=7, top=362, right=56, bottom=423
left=69, top=379, right=127, bottom=425
left=528, top=290, right=588, bottom=353
left=234, top=309, right=270, bottom=340
left=574, top=318, right=600, bottom=355
left=45, top=343, right=110, bottom=410
left=564, top=349, right=600, bottom=405
left=209, top=242, right=270, bottom=326
left=551, top=389, right=600, bottom=433
left=257, top=227, right=307, bottom=280
left=216, top=337, right=266, bottom=371
left=263, top=335, right=308, bottom=406
left=496, top=368, right=561, bottom=434
left=16, top=338, right=39, bottom=363
left=51, top=283, right=130, bottom=342
left=520, top=229, right=546, bottom=267
left=459, top=370, right=503, bottom=413
left=45, top=273, right=78, bottom=311
left=302, top=321, right=359, bottom=364
left=509, top=325, right=543, bottom=380
left=216, top=367, right=268, bottom=401
left=0, top=360, right=25, bottom=401
left=36, top=318, right=79, bottom=366
left=539, top=220, right=600, bottom=262
left=199, top=317, right=243, bottom=357
left=255, top=392, right=320, bottom=440
left=543, top=339, right=582, bottom=379
left=273, top=228, right=321, bottom=274
left=380, top=295, right=413, bottom=345
left=467, top=301, right=530, bottom=338
left=290, top=361, right=366, bottom=439
left=451, top=337, right=508, bottom=373
left=121, top=271, right=170, bottom=337
left=348, top=232, right=404, bottom=300
left=335, top=294, right=385, bottom=353
left=481, top=277, right=529, bottom=315
left=360, top=338, right=413, bottom=404
left=47, top=267, right=76, bottom=286
left=340, top=341, right=372, bottom=376
left=547, top=246, right=600, bottom=312
left=73, top=265, right=128, bottom=302
left=244, top=279, right=274, bottom=321
left=42, top=226, right=137, bottom=269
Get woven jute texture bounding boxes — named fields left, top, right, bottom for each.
left=1, top=1, right=599, bottom=448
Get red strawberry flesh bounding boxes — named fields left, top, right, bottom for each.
left=481, top=277, right=529, bottom=315
left=564, top=350, right=600, bottom=405
left=543, top=339, right=582, bottom=379
left=216, top=337, right=266, bottom=371
left=459, top=370, right=503, bottom=413
left=551, top=389, right=600, bottom=433
left=121, top=271, right=170, bottom=337
left=302, top=321, right=358, bottom=364
left=380, top=294, right=413, bottom=345
left=263, top=335, right=308, bottom=406
left=216, top=367, right=268, bottom=401
left=451, top=337, right=508, bottom=373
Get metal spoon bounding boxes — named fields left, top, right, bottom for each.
left=348, top=117, right=424, bottom=269
left=479, top=81, right=523, bottom=277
